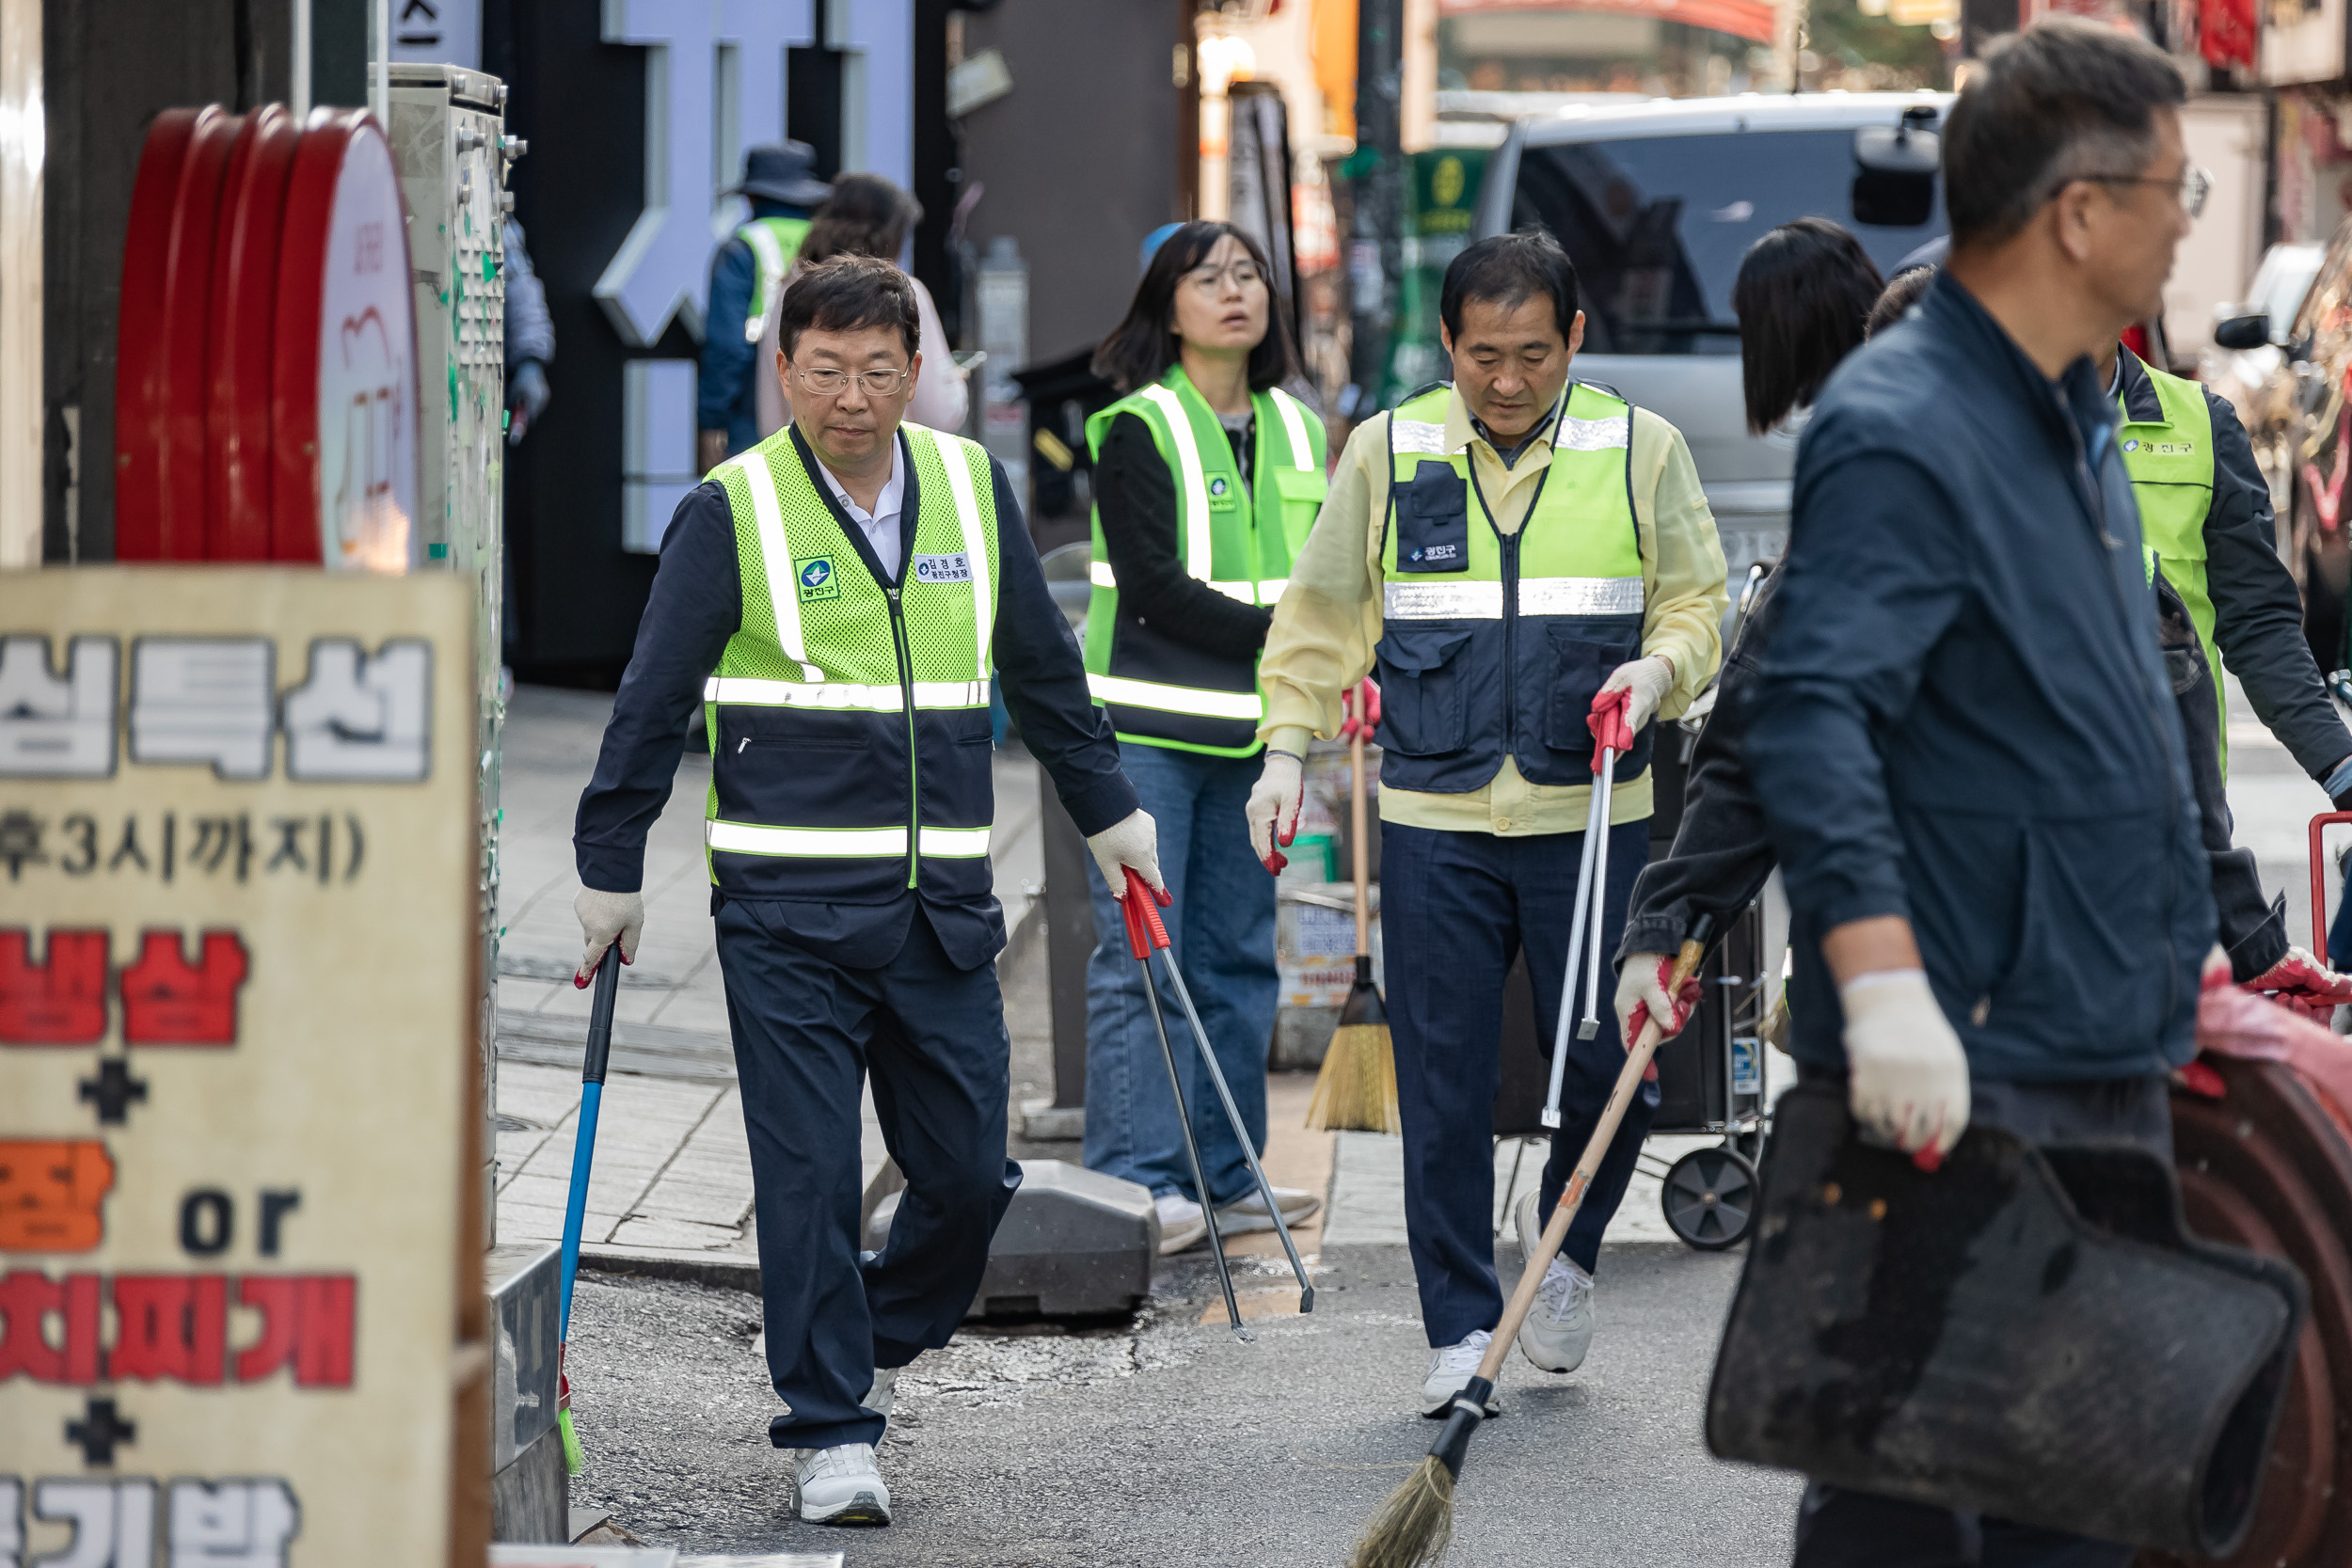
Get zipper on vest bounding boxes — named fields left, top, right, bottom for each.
left=885, top=585, right=920, bottom=890
left=1500, top=530, right=1520, bottom=756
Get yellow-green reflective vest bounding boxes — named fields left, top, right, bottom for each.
left=1082, top=368, right=1327, bottom=754
left=739, top=216, right=813, bottom=344
left=2118, top=351, right=2222, bottom=766
left=1375, top=381, right=1647, bottom=793
left=704, top=422, right=1001, bottom=902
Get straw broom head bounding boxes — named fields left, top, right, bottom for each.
left=1308, top=958, right=1399, bottom=1133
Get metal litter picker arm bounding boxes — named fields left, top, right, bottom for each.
left=1123, top=869, right=1316, bottom=1319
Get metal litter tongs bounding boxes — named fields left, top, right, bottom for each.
left=1120, top=867, right=1315, bottom=1339
left=1542, top=692, right=1635, bottom=1129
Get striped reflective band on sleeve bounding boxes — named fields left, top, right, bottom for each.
left=1139, top=385, right=1215, bottom=582
left=1089, top=561, right=1282, bottom=605
left=707, top=821, right=993, bottom=858
left=930, top=433, right=995, bottom=671
left=1517, top=577, right=1644, bottom=616
left=1268, top=388, right=1316, bottom=470
left=704, top=675, right=991, bottom=711
left=727, top=450, right=827, bottom=683
left=1383, top=580, right=1505, bottom=619
left=1087, top=672, right=1265, bottom=721
left=740, top=225, right=789, bottom=343
left=1552, top=414, right=1629, bottom=451
left=1391, top=419, right=1451, bottom=456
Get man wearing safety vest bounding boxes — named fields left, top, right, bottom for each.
left=697, top=142, right=830, bottom=474
left=1251, top=230, right=1728, bottom=1414
left=1077, top=222, right=1328, bottom=1255
left=2105, top=335, right=2352, bottom=991
left=573, top=257, right=1162, bottom=1526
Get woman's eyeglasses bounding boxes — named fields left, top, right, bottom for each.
left=1181, top=261, right=1266, bottom=295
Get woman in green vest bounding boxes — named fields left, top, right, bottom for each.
left=1080, top=222, right=1328, bottom=1254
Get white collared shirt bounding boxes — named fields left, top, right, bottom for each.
left=817, top=436, right=906, bottom=578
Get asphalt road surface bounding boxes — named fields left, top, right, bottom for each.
left=565, top=1238, right=1799, bottom=1566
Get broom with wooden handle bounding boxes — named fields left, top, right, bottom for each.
left=1345, top=914, right=1714, bottom=1568
left=1309, top=679, right=1398, bottom=1133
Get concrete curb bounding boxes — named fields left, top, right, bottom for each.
left=578, top=1241, right=762, bottom=1293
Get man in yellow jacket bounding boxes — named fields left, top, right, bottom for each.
left=1248, top=230, right=1726, bottom=1415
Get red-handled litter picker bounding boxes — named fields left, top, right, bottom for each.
left=1120, top=867, right=1315, bottom=1338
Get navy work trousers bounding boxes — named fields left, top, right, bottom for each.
left=717, top=898, right=1021, bottom=1451
left=1382, top=817, right=1652, bottom=1347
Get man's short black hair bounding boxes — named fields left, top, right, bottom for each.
left=1440, top=228, right=1580, bottom=345
left=1943, top=18, right=2186, bottom=247
left=778, top=253, right=920, bottom=360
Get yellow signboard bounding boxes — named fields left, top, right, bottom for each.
left=0, top=568, right=481, bottom=1566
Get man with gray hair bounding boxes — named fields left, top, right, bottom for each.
left=1747, top=21, right=2215, bottom=1564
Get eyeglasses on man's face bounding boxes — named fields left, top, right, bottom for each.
left=792, top=366, right=911, bottom=398
left=1182, top=260, right=1267, bottom=295
left=2083, top=164, right=2212, bottom=221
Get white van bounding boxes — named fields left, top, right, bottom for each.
left=1472, top=93, right=1954, bottom=591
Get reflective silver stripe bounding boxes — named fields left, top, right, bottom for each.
left=1552, top=414, right=1629, bottom=452
left=1093, top=563, right=1276, bottom=605
left=703, top=675, right=991, bottom=711
left=1268, top=388, right=1315, bottom=470
left=1518, top=577, right=1645, bottom=616
left=1140, top=385, right=1215, bottom=582
left=707, top=822, right=994, bottom=858
left=1088, top=672, right=1264, bottom=721
left=707, top=822, right=909, bottom=858
left=740, top=224, right=789, bottom=343
left=1391, top=418, right=1451, bottom=456
left=725, top=450, right=825, bottom=683
left=917, top=826, right=993, bottom=858
left=929, top=430, right=996, bottom=673
left=1383, top=580, right=1504, bottom=620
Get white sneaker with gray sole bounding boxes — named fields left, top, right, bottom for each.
left=1155, top=1192, right=1209, bottom=1255
left=792, top=1442, right=891, bottom=1526
left=1513, top=1188, right=1595, bottom=1373
left=1214, top=1185, right=1322, bottom=1233
left=1420, top=1329, right=1503, bottom=1418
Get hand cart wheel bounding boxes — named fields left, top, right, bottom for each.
left=1661, top=1144, right=1757, bottom=1250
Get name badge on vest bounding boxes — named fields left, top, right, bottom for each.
left=1207, top=474, right=1239, bottom=512
left=1393, top=465, right=1469, bottom=574
left=912, top=552, right=973, bottom=584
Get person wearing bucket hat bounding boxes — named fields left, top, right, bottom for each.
left=698, top=143, right=833, bottom=473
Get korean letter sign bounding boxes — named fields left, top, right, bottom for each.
left=0, top=569, right=477, bottom=1565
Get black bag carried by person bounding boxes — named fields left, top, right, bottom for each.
left=1708, top=1083, right=2306, bottom=1558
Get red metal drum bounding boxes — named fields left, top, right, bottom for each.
left=269, top=110, right=419, bottom=570
left=203, top=103, right=300, bottom=561
left=115, top=105, right=241, bottom=561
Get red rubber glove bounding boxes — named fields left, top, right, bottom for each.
left=1339, top=678, right=1383, bottom=740
left=1587, top=686, right=1636, bottom=769
left=2244, top=945, right=2352, bottom=1022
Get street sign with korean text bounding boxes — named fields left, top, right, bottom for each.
left=0, top=568, right=480, bottom=1566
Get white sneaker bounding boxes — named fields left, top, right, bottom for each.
left=1514, top=1188, right=1595, bottom=1373
left=864, top=1363, right=899, bottom=1418
left=1420, top=1329, right=1503, bottom=1418
left=1215, top=1185, right=1323, bottom=1233
left=1155, top=1193, right=1209, bottom=1255
left=791, top=1442, right=892, bottom=1526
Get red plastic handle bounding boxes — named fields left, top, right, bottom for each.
left=2312, top=812, right=2352, bottom=953
left=1121, top=866, right=1171, bottom=959
left=1586, top=688, right=1634, bottom=773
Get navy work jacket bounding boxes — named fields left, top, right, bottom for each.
left=1747, top=273, right=2214, bottom=1082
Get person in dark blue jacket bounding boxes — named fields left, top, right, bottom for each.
left=1746, top=21, right=2215, bottom=1565
left=697, top=142, right=831, bottom=471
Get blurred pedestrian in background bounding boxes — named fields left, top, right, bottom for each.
left=503, top=217, right=554, bottom=446
left=1613, top=216, right=1880, bottom=1041
left=1079, top=221, right=1327, bottom=1255
left=755, top=173, right=968, bottom=439
left=698, top=142, right=829, bottom=472
left=1745, top=23, right=2220, bottom=1562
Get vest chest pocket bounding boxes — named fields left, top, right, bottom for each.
left=1374, top=628, right=1474, bottom=756
left=1391, top=467, right=1469, bottom=574
left=1543, top=623, right=1642, bottom=752
left=1273, top=467, right=1327, bottom=550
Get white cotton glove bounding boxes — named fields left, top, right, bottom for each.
left=1615, top=952, right=1700, bottom=1048
left=1839, top=969, right=1971, bottom=1168
left=1087, top=808, right=1165, bottom=902
left=574, top=887, right=644, bottom=987
left=1596, top=655, right=1677, bottom=734
left=1246, top=750, right=1305, bottom=874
